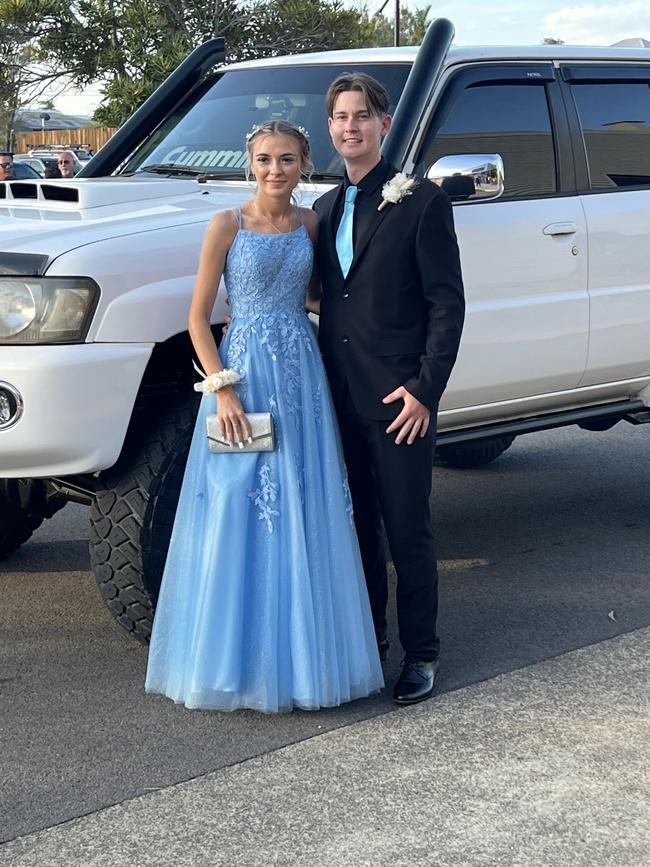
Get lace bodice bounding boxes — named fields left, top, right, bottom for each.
left=223, top=212, right=313, bottom=319
left=220, top=208, right=318, bottom=422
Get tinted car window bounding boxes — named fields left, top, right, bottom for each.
left=422, top=82, right=557, bottom=198
left=14, top=158, right=44, bottom=175
left=12, top=163, right=41, bottom=179
left=571, top=82, right=650, bottom=189
left=124, top=63, right=411, bottom=178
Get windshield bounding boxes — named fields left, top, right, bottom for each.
left=123, top=63, right=411, bottom=179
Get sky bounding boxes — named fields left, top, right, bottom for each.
left=53, top=0, right=650, bottom=117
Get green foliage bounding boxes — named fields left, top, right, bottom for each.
left=82, top=0, right=400, bottom=127
left=370, top=4, right=432, bottom=47
left=1, top=0, right=434, bottom=133
left=0, top=0, right=71, bottom=148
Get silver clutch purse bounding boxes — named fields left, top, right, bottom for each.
left=206, top=412, right=275, bottom=453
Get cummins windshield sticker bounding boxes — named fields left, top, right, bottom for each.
left=162, top=148, right=247, bottom=169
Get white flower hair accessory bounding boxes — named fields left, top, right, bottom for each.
left=245, top=124, right=262, bottom=141
left=245, top=123, right=310, bottom=142
left=378, top=172, right=418, bottom=211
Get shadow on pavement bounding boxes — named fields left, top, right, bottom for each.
left=3, top=539, right=91, bottom=574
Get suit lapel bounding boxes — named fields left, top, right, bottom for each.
left=346, top=198, right=391, bottom=281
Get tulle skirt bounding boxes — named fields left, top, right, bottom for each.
left=145, top=313, right=384, bottom=712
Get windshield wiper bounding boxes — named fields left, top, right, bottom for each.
left=135, top=164, right=335, bottom=182
left=309, top=172, right=343, bottom=182
left=196, top=171, right=246, bottom=182
left=137, top=163, right=205, bottom=176
left=134, top=164, right=246, bottom=181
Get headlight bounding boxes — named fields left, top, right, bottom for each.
left=0, top=277, right=100, bottom=344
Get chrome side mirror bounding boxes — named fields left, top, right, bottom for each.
left=426, top=154, right=504, bottom=202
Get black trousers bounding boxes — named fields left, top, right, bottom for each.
left=335, top=386, right=440, bottom=661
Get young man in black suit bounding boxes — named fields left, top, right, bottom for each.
left=313, top=72, right=465, bottom=705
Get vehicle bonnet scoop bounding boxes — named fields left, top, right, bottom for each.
left=0, top=177, right=200, bottom=209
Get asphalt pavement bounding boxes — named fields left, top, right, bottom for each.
left=2, top=627, right=648, bottom=866
left=1, top=423, right=649, bottom=863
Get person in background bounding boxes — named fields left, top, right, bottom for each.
left=0, top=153, right=15, bottom=180
left=57, top=151, right=77, bottom=178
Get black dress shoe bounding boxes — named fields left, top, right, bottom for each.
left=377, top=638, right=389, bottom=664
left=393, top=658, right=440, bottom=705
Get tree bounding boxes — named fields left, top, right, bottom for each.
left=2, top=0, right=426, bottom=133
left=370, top=3, right=432, bottom=47
left=0, top=0, right=69, bottom=149
left=245, top=0, right=380, bottom=57
left=37, top=0, right=387, bottom=127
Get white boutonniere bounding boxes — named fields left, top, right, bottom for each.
left=377, top=172, right=418, bottom=211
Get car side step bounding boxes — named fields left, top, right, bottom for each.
left=437, top=399, right=649, bottom=446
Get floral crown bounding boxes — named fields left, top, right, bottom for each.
left=245, top=123, right=310, bottom=142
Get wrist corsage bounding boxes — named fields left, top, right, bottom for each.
left=192, top=359, right=243, bottom=393
left=378, top=172, right=419, bottom=211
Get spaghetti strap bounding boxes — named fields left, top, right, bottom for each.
left=229, top=207, right=243, bottom=231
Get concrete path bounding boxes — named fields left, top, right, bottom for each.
left=2, top=628, right=648, bottom=867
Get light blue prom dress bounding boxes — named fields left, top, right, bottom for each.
left=145, top=210, right=384, bottom=712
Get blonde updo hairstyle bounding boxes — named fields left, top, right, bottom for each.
left=245, top=120, right=313, bottom=183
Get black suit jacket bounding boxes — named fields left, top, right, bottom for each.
left=314, top=161, right=465, bottom=420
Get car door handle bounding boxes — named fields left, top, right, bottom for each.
left=543, top=222, right=578, bottom=236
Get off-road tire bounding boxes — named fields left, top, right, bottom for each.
left=435, top=434, right=516, bottom=469
left=89, top=396, right=199, bottom=643
left=0, top=502, right=45, bottom=558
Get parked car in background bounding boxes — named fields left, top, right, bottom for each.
left=13, top=155, right=56, bottom=177
left=71, top=148, right=93, bottom=165
left=8, top=160, right=42, bottom=179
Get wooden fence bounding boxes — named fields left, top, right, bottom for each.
left=14, top=127, right=117, bottom=154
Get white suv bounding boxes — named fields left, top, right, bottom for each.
left=2, top=22, right=650, bottom=640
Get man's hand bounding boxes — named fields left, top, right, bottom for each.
left=383, top=386, right=431, bottom=445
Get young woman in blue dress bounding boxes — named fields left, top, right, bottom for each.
left=145, top=121, right=384, bottom=712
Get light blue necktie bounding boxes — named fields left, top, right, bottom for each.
left=336, top=185, right=358, bottom=278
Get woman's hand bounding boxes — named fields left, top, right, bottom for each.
left=217, top=386, right=253, bottom=446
